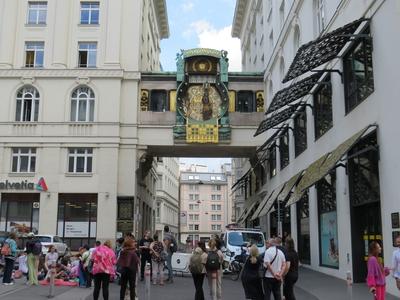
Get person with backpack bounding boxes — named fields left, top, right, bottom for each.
left=2, top=232, right=18, bottom=285
left=26, top=232, right=42, bottom=285
left=117, top=238, right=139, bottom=300
left=163, top=225, right=177, bottom=283
left=150, top=234, right=165, bottom=285
left=189, top=241, right=208, bottom=300
left=206, top=238, right=223, bottom=300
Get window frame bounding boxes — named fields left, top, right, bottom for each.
left=279, top=129, right=290, bottom=170
left=294, top=107, right=308, bottom=157
left=236, top=91, right=255, bottom=112
left=25, top=42, right=44, bottom=68
left=149, top=90, right=168, bottom=112
left=343, top=31, right=374, bottom=114
left=27, top=1, right=47, bottom=25
left=67, top=148, right=93, bottom=173
left=314, top=75, right=333, bottom=139
left=80, top=1, right=100, bottom=25
left=15, top=86, right=40, bottom=122
left=70, top=86, right=95, bottom=122
left=78, top=42, right=97, bottom=68
left=11, top=148, right=37, bottom=173
left=268, top=143, right=277, bottom=178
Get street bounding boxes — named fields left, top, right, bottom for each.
left=0, top=268, right=399, bottom=300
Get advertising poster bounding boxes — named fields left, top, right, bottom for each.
left=320, top=211, right=339, bottom=268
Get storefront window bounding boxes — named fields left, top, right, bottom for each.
left=297, top=192, right=310, bottom=264
left=57, top=194, right=97, bottom=250
left=317, top=171, right=339, bottom=268
left=0, top=193, right=40, bottom=234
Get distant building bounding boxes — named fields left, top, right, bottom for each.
left=179, top=167, right=232, bottom=246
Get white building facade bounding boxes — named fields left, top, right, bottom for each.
left=233, top=0, right=400, bottom=296
left=0, top=0, right=168, bottom=250
left=154, top=157, right=179, bottom=240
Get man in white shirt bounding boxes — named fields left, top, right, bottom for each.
left=392, top=235, right=400, bottom=290
left=263, top=238, right=286, bottom=300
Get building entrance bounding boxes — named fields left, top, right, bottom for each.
left=348, top=132, right=381, bottom=283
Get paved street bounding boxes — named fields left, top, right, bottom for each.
left=1, top=268, right=399, bottom=299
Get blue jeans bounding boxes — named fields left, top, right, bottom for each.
left=166, top=252, right=173, bottom=280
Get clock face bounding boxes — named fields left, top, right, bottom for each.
left=184, top=85, right=222, bottom=121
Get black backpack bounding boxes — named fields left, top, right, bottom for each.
left=205, top=251, right=220, bottom=271
left=32, top=240, right=42, bottom=255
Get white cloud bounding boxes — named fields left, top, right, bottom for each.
left=181, top=2, right=194, bottom=12
left=190, top=21, right=242, bottom=72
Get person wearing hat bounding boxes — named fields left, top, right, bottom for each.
left=26, top=232, right=42, bottom=285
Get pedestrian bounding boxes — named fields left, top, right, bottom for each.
left=392, top=235, right=400, bottom=291
left=92, top=240, right=117, bottom=300
left=263, top=238, right=286, bottom=300
left=241, top=244, right=264, bottom=300
left=117, top=238, right=139, bottom=300
left=81, top=244, right=92, bottom=287
left=283, top=238, right=299, bottom=300
left=150, top=234, right=166, bottom=285
left=116, top=237, right=125, bottom=258
left=1, top=232, right=18, bottom=285
left=17, top=251, right=29, bottom=280
left=206, top=238, right=224, bottom=300
left=26, top=232, right=41, bottom=285
left=44, top=245, right=58, bottom=279
left=139, top=230, right=153, bottom=281
left=189, top=241, right=208, bottom=300
left=367, top=241, right=390, bottom=300
left=163, top=225, right=177, bottom=283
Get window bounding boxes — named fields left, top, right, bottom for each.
left=78, top=42, right=97, bottom=68
left=150, top=90, right=168, bottom=112
left=268, top=143, right=277, bottom=178
left=211, top=224, right=222, bottom=231
left=279, top=129, right=289, bottom=169
left=279, top=57, right=285, bottom=84
left=25, top=42, right=44, bottom=68
left=189, top=214, right=199, bottom=221
left=343, top=31, right=374, bottom=113
left=189, top=204, right=199, bottom=211
left=80, top=2, right=99, bottom=25
left=237, top=91, right=255, bottom=112
left=189, top=185, right=199, bottom=191
left=68, top=148, right=93, bottom=173
left=15, top=86, right=39, bottom=122
left=314, top=0, right=325, bottom=35
left=297, top=192, right=310, bottom=264
left=293, top=25, right=300, bottom=53
left=314, top=75, right=333, bottom=139
left=316, top=171, right=338, bottom=268
left=211, top=204, right=221, bottom=211
left=212, top=185, right=221, bottom=191
left=71, top=86, right=95, bottom=122
left=12, top=148, right=36, bottom=173
left=294, top=107, right=307, bottom=156
left=189, top=224, right=199, bottom=231
left=27, top=2, right=47, bottom=25
left=211, top=195, right=221, bottom=201
left=211, top=214, right=222, bottom=221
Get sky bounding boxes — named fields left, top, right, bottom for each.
left=160, top=0, right=241, bottom=72
left=161, top=0, right=240, bottom=171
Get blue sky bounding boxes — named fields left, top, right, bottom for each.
left=160, top=0, right=241, bottom=72
left=161, top=0, right=240, bottom=170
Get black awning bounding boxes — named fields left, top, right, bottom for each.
left=231, top=168, right=251, bottom=190
left=283, top=18, right=368, bottom=83
left=254, top=104, right=300, bottom=137
left=267, top=74, right=321, bottom=114
left=256, top=128, right=282, bottom=153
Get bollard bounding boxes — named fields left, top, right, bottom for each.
left=144, top=262, right=151, bottom=300
left=47, top=263, right=56, bottom=298
left=346, top=270, right=353, bottom=299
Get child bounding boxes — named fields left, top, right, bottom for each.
left=17, top=252, right=28, bottom=279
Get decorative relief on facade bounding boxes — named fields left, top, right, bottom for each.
left=256, top=91, right=264, bottom=112
left=140, top=90, right=149, bottom=111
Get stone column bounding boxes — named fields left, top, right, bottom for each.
left=51, top=0, right=71, bottom=68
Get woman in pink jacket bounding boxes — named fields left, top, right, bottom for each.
left=91, top=240, right=117, bottom=300
left=367, top=241, right=390, bottom=300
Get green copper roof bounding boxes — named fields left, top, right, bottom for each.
left=183, top=48, right=222, bottom=58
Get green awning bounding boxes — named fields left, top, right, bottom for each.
left=239, top=197, right=262, bottom=223
left=250, top=189, right=274, bottom=221
left=285, top=154, right=329, bottom=207
left=277, top=171, right=304, bottom=202
left=258, top=183, right=286, bottom=218
left=237, top=193, right=261, bottom=223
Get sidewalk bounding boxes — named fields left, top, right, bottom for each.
left=296, top=267, right=400, bottom=300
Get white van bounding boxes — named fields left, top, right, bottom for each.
left=221, top=228, right=265, bottom=264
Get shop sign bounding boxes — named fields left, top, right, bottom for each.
left=64, top=222, right=89, bottom=238
left=0, top=177, right=48, bottom=192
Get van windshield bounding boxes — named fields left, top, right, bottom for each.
left=228, top=232, right=264, bottom=247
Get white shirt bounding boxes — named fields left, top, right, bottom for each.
left=392, top=248, right=400, bottom=279
left=18, top=255, right=28, bottom=273
left=46, top=252, right=58, bottom=266
left=263, top=246, right=286, bottom=278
